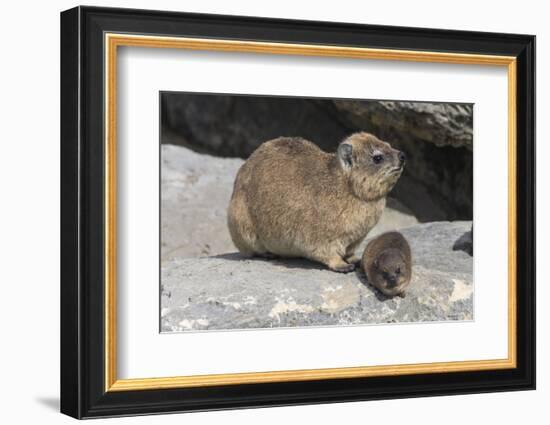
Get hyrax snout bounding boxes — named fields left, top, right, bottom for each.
left=227, top=132, right=405, bottom=272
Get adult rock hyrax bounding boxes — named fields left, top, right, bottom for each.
left=227, top=132, right=405, bottom=272
left=361, top=231, right=412, bottom=297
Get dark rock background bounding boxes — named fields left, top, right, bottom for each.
left=161, top=92, right=473, bottom=221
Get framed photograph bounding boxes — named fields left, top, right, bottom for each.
left=60, top=6, right=535, bottom=419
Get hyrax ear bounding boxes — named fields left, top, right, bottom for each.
left=337, top=143, right=353, bottom=170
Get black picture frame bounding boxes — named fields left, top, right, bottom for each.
left=60, top=5, right=535, bottom=419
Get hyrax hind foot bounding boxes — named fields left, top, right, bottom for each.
left=327, top=257, right=357, bottom=273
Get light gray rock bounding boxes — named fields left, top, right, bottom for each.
left=161, top=144, right=243, bottom=260
left=161, top=221, right=473, bottom=332
left=161, top=145, right=418, bottom=260
left=368, top=198, right=418, bottom=238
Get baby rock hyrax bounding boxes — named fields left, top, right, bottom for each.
left=227, top=132, right=405, bottom=272
left=361, top=231, right=412, bottom=297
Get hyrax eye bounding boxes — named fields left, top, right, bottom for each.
left=372, top=154, right=384, bottom=164
left=395, top=267, right=401, bottom=275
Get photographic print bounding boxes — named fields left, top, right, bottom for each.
left=160, top=93, right=474, bottom=332
left=61, top=8, right=535, bottom=417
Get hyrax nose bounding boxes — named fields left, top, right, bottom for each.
left=398, top=151, right=406, bottom=166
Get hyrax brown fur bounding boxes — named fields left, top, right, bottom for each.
left=361, top=231, right=412, bottom=297
left=227, top=132, right=405, bottom=272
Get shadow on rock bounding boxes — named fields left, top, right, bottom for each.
left=211, top=252, right=327, bottom=271
left=453, top=226, right=473, bottom=256
left=211, top=252, right=247, bottom=261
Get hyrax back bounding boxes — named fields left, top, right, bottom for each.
left=227, top=133, right=405, bottom=272
left=361, top=231, right=412, bottom=297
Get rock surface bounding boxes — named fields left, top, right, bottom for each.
left=161, top=144, right=243, bottom=259
left=161, top=145, right=418, bottom=259
left=161, top=94, right=473, bottom=221
left=332, top=101, right=473, bottom=150
left=161, top=221, right=473, bottom=332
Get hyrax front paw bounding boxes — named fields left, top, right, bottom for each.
left=333, top=263, right=356, bottom=273
left=344, top=255, right=361, bottom=265
left=328, top=257, right=357, bottom=273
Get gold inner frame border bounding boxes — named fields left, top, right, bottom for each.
left=104, top=33, right=517, bottom=392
